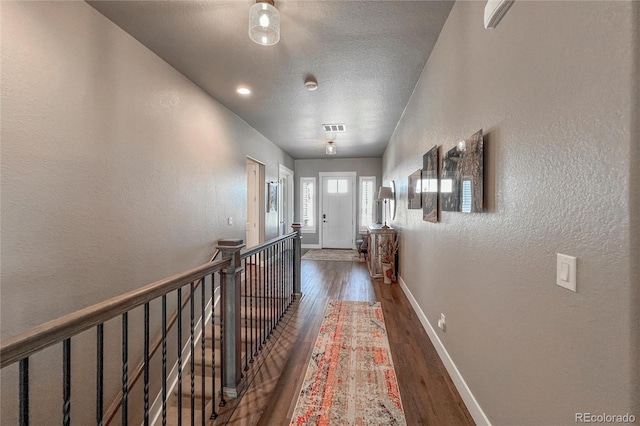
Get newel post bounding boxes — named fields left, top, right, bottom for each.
left=291, top=223, right=302, bottom=295
left=216, top=238, right=245, bottom=398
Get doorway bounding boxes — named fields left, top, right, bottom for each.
left=278, top=164, right=294, bottom=236
left=319, top=172, right=356, bottom=249
left=246, top=158, right=265, bottom=248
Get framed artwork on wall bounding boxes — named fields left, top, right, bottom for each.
left=389, top=180, right=396, bottom=220
left=441, top=129, right=484, bottom=213
left=267, top=181, right=278, bottom=212
left=422, top=145, right=439, bottom=222
left=408, top=169, right=422, bottom=209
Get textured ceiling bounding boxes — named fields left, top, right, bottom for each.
left=88, top=1, right=454, bottom=159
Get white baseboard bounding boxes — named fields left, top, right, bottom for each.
left=301, top=244, right=321, bottom=249
left=397, top=275, right=491, bottom=426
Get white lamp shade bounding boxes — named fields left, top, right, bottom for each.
left=377, top=186, right=393, bottom=200
left=249, top=2, right=280, bottom=46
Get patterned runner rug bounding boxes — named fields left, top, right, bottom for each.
left=302, top=249, right=364, bottom=262
left=290, top=300, right=406, bottom=425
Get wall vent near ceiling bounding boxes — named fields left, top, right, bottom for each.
left=323, top=124, right=346, bottom=133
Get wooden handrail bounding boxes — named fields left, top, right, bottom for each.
left=102, top=247, right=220, bottom=425
left=0, top=257, right=230, bottom=368
left=240, top=232, right=295, bottom=259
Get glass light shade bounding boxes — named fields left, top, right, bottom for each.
left=325, top=142, right=336, bottom=155
left=249, top=2, right=280, bottom=46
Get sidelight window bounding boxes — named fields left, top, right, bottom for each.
left=300, top=177, right=316, bottom=232
left=359, top=176, right=376, bottom=232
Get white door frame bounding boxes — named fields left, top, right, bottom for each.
left=246, top=157, right=265, bottom=247
left=319, top=171, right=357, bottom=249
left=278, top=164, right=294, bottom=236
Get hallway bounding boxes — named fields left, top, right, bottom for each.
left=217, top=257, right=475, bottom=425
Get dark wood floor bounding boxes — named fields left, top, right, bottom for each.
left=213, top=258, right=474, bottom=425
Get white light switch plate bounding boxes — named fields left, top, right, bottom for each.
left=556, top=254, right=577, bottom=292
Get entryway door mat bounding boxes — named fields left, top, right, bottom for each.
left=290, top=300, right=406, bottom=425
left=301, top=249, right=364, bottom=262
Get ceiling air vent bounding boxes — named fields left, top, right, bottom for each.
left=323, top=123, right=346, bottom=133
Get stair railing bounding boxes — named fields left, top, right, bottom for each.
left=237, top=227, right=300, bottom=382
left=1, top=256, right=230, bottom=426
left=101, top=249, right=222, bottom=425
left=0, top=223, right=303, bottom=425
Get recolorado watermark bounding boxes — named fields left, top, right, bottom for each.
left=575, top=413, right=636, bottom=423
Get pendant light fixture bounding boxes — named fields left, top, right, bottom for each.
left=325, top=141, right=336, bottom=155
left=249, top=0, right=280, bottom=46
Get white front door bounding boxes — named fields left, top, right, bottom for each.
left=321, top=173, right=355, bottom=249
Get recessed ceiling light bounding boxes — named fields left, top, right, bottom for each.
left=236, top=87, right=251, bottom=95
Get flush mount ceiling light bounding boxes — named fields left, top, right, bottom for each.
left=236, top=86, right=251, bottom=95
left=304, top=76, right=318, bottom=91
left=325, top=141, right=336, bottom=156
left=249, top=0, right=280, bottom=46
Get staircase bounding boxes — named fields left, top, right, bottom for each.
left=162, top=277, right=286, bottom=425
left=0, top=230, right=301, bottom=426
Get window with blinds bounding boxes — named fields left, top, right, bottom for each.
left=359, top=176, right=376, bottom=232
left=300, top=177, right=316, bottom=232
left=461, top=179, right=472, bottom=213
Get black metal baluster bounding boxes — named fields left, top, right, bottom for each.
left=283, top=241, right=286, bottom=312
left=97, top=324, right=104, bottom=426
left=162, top=295, right=167, bottom=426
left=243, top=257, right=249, bottom=372
left=250, top=254, right=256, bottom=362
left=201, top=277, right=206, bottom=426
left=257, top=252, right=261, bottom=350
left=177, top=288, right=183, bottom=425
left=265, top=246, right=270, bottom=340
left=260, top=250, right=264, bottom=349
left=210, top=275, right=218, bottom=420
left=190, top=282, right=195, bottom=426
left=19, top=358, right=29, bottom=426
left=144, top=303, right=150, bottom=426
left=286, top=238, right=291, bottom=308
left=218, top=270, right=226, bottom=408
left=273, top=245, right=277, bottom=332
left=275, top=243, right=279, bottom=324
left=290, top=238, right=294, bottom=305
left=280, top=241, right=284, bottom=321
left=277, top=243, right=280, bottom=321
left=63, top=338, right=71, bottom=426
left=269, top=245, right=274, bottom=337
left=122, top=313, right=128, bottom=426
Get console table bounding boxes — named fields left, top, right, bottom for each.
left=366, top=224, right=396, bottom=279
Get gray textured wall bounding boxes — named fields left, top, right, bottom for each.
left=382, top=1, right=638, bottom=424
left=0, top=2, right=292, bottom=423
left=294, top=158, right=382, bottom=246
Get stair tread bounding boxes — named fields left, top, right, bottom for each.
left=172, top=374, right=222, bottom=399
left=162, top=404, right=204, bottom=426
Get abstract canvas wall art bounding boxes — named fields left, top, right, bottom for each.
left=408, top=169, right=422, bottom=210
left=422, top=145, right=439, bottom=222
left=441, top=129, right=484, bottom=213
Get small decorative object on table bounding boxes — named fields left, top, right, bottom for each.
left=379, top=235, right=399, bottom=284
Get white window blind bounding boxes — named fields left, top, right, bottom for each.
left=300, top=177, right=316, bottom=232
left=461, top=180, right=472, bottom=213
left=359, top=176, right=376, bottom=232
